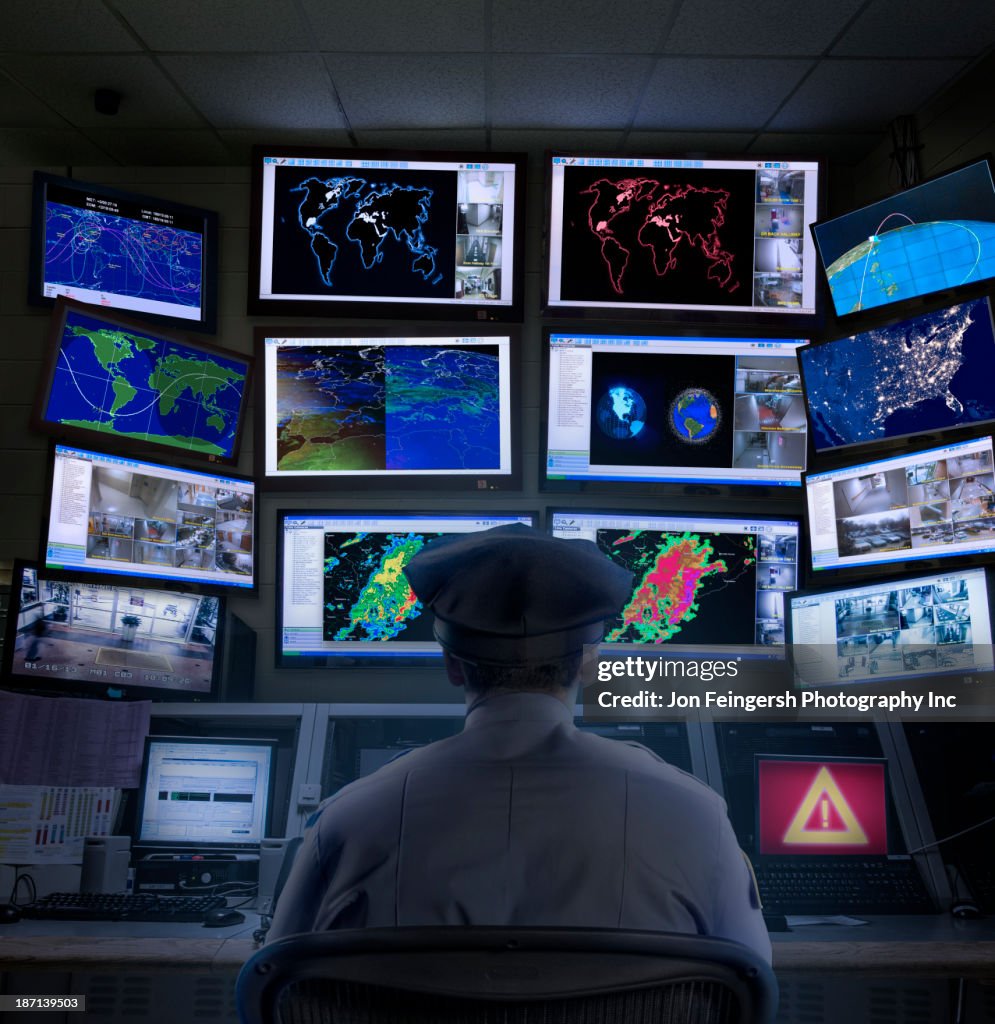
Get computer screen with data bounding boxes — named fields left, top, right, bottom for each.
left=787, top=566, right=995, bottom=688
left=549, top=509, right=799, bottom=655
left=44, top=444, right=255, bottom=592
left=136, top=737, right=275, bottom=850
left=799, top=296, right=995, bottom=455
left=278, top=512, right=536, bottom=666
left=545, top=333, right=807, bottom=488
left=811, top=157, right=995, bottom=320
left=805, top=434, right=995, bottom=573
left=259, top=330, right=518, bottom=488
left=546, top=153, right=821, bottom=321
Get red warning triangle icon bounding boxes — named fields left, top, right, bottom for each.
left=782, top=766, right=869, bottom=846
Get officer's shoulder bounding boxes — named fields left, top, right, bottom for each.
left=584, top=735, right=722, bottom=800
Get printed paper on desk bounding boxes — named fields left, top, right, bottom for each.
left=0, top=785, right=119, bottom=864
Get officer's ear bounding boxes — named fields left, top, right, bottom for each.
left=442, top=652, right=468, bottom=689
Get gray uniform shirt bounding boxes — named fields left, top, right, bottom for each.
left=269, top=692, right=771, bottom=962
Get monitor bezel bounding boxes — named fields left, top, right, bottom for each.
left=275, top=508, right=540, bottom=668
left=809, top=153, right=995, bottom=327
left=753, top=752, right=894, bottom=859
left=40, top=441, right=260, bottom=597
left=541, top=150, right=826, bottom=328
left=1, top=558, right=224, bottom=702
left=547, top=505, right=805, bottom=661
left=133, top=734, right=278, bottom=852
left=28, top=171, right=219, bottom=335
left=783, top=563, right=995, bottom=692
left=539, top=323, right=812, bottom=497
left=801, top=433, right=995, bottom=582
left=31, top=296, right=254, bottom=469
left=254, top=324, right=523, bottom=492
left=797, top=290, right=995, bottom=464
left=247, top=144, right=527, bottom=323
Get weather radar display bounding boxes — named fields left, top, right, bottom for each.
left=812, top=158, right=995, bottom=317
left=37, top=302, right=249, bottom=462
left=801, top=297, right=995, bottom=453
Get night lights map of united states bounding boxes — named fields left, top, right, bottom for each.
left=43, top=308, right=247, bottom=459
left=598, top=529, right=758, bottom=646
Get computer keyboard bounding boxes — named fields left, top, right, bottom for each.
left=755, top=860, right=934, bottom=915
left=20, top=892, right=227, bottom=922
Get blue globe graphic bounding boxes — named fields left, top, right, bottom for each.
left=670, top=388, right=720, bottom=444
left=596, top=386, right=647, bottom=440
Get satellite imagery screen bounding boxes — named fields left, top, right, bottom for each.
left=42, top=182, right=207, bottom=320
left=801, top=297, right=995, bottom=452
left=42, top=306, right=249, bottom=459
left=557, top=165, right=757, bottom=306
left=269, top=166, right=457, bottom=300
left=272, top=342, right=501, bottom=473
left=812, top=159, right=995, bottom=316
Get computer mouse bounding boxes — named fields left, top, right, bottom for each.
left=202, top=907, right=246, bottom=928
left=0, top=904, right=22, bottom=924
left=951, top=900, right=982, bottom=920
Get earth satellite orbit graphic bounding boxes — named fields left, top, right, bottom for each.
left=583, top=177, right=738, bottom=296
left=596, top=386, right=647, bottom=440
left=45, top=310, right=246, bottom=457
left=669, top=388, right=721, bottom=444
left=825, top=213, right=995, bottom=314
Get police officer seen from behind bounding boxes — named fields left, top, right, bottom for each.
left=269, top=524, right=770, bottom=961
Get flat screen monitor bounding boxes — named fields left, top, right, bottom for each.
left=544, top=332, right=807, bottom=489
left=811, top=156, right=995, bottom=320
left=43, top=443, right=256, bottom=592
left=277, top=512, right=536, bottom=666
left=805, top=434, right=995, bottom=574
left=33, top=297, right=253, bottom=467
left=28, top=172, right=218, bottom=333
left=2, top=561, right=222, bottom=700
left=800, top=295, right=995, bottom=455
left=258, top=329, right=519, bottom=489
left=249, top=146, right=525, bottom=321
left=545, top=153, right=822, bottom=322
left=786, top=566, right=995, bottom=688
left=135, top=736, right=275, bottom=850
left=549, top=509, right=800, bottom=656
left=756, top=755, right=890, bottom=856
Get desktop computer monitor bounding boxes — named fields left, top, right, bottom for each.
left=811, top=156, right=995, bottom=321
left=786, top=566, right=995, bottom=689
left=43, top=443, right=256, bottom=593
left=257, top=328, right=520, bottom=490
left=135, top=736, right=276, bottom=851
left=2, top=560, right=222, bottom=700
left=33, top=297, right=253, bottom=467
left=543, top=331, right=807, bottom=490
left=804, top=434, right=995, bottom=575
left=28, top=172, right=218, bottom=333
left=549, top=509, right=800, bottom=656
left=249, top=146, right=526, bottom=321
left=799, top=295, right=995, bottom=456
left=277, top=511, right=536, bottom=667
left=545, top=152, right=822, bottom=324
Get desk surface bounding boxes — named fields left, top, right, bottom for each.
left=2, top=916, right=995, bottom=977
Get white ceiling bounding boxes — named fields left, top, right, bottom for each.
left=0, top=0, right=993, bottom=167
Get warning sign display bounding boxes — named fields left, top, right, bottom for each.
left=757, top=758, right=888, bottom=855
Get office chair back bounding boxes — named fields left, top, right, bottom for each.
left=236, top=927, right=777, bottom=1024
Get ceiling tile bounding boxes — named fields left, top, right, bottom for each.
left=833, top=0, right=995, bottom=57
left=84, top=129, right=232, bottom=166
left=353, top=130, right=489, bottom=150
left=160, top=55, right=347, bottom=131
left=492, top=56, right=653, bottom=129
left=491, top=129, right=625, bottom=153
left=625, top=131, right=756, bottom=153
left=327, top=56, right=484, bottom=129
left=299, top=0, right=486, bottom=52
left=663, top=0, right=865, bottom=55
left=0, top=55, right=201, bottom=129
left=0, top=75, right=66, bottom=129
left=634, top=58, right=812, bottom=131
left=768, top=59, right=964, bottom=132
left=0, top=0, right=141, bottom=51
left=0, top=130, right=116, bottom=166
left=114, top=0, right=312, bottom=52
left=492, top=0, right=675, bottom=53
left=218, top=129, right=354, bottom=164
